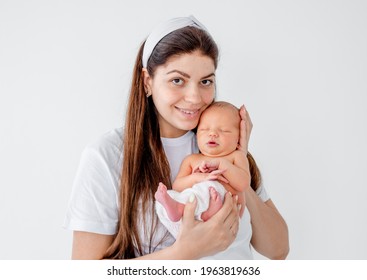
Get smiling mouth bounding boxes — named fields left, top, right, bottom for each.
left=178, top=108, right=200, bottom=114
left=176, top=107, right=200, bottom=117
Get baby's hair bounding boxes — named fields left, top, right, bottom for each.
left=205, top=101, right=241, bottom=122
left=209, top=100, right=239, bottom=110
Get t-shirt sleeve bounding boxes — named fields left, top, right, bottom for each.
left=63, top=143, right=120, bottom=235
left=256, top=184, right=270, bottom=202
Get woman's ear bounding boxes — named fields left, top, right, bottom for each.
left=142, top=68, right=152, bottom=96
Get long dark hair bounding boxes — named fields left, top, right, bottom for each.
left=104, top=26, right=219, bottom=259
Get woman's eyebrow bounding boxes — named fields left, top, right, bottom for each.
left=166, top=70, right=215, bottom=80
left=166, top=70, right=190, bottom=78
left=201, top=73, right=215, bottom=79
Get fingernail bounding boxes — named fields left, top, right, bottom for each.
left=228, top=192, right=232, bottom=197
left=235, top=195, right=238, bottom=202
left=189, top=194, right=196, bottom=203
left=238, top=204, right=242, bottom=211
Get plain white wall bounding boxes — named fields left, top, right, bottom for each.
left=1, top=0, right=366, bottom=259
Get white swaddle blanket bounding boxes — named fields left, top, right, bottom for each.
left=155, top=180, right=227, bottom=238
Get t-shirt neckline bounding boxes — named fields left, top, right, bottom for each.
left=161, top=130, right=195, bottom=146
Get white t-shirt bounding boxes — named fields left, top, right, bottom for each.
left=63, top=127, right=270, bottom=259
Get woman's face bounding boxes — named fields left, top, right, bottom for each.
left=143, top=50, right=215, bottom=138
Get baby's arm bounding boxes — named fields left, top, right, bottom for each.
left=172, top=156, right=210, bottom=192
left=217, top=151, right=251, bottom=192
left=172, top=154, right=227, bottom=192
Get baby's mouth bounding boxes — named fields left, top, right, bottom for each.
left=207, top=141, right=218, bottom=147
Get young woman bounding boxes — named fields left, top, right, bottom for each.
left=64, top=15, right=289, bottom=259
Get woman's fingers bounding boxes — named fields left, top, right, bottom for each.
left=223, top=194, right=240, bottom=228
left=239, top=119, right=247, bottom=150
left=238, top=105, right=253, bottom=153
left=211, top=192, right=235, bottom=222
left=224, top=193, right=240, bottom=239
left=181, top=194, right=198, bottom=228
left=176, top=192, right=240, bottom=258
left=243, top=105, right=253, bottom=137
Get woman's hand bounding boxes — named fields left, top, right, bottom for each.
left=237, top=105, right=253, bottom=154
left=173, top=192, right=240, bottom=259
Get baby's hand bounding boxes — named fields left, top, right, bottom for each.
left=193, top=160, right=220, bottom=174
left=205, top=169, right=229, bottom=184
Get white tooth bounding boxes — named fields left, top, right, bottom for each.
left=181, top=109, right=194, bottom=114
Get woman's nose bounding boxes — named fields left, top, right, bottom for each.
left=184, top=85, right=201, bottom=104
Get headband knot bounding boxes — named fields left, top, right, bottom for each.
left=142, top=15, right=209, bottom=68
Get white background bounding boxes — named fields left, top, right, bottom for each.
left=1, top=0, right=366, bottom=259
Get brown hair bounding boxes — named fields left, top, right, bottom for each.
left=204, top=101, right=262, bottom=191
left=104, top=26, right=219, bottom=259
left=247, top=152, right=261, bottom=191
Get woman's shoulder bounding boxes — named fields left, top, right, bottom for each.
left=81, top=127, right=124, bottom=174
left=87, top=127, right=123, bottom=151
left=85, top=127, right=124, bottom=158
left=64, top=127, right=124, bottom=235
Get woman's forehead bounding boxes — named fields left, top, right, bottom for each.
left=158, top=51, right=215, bottom=74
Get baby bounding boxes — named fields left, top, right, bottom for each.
left=155, top=101, right=250, bottom=237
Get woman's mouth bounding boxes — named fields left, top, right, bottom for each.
left=176, top=107, right=200, bottom=119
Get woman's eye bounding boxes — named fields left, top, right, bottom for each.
left=172, top=78, right=184, bottom=85
left=201, top=79, right=213, bottom=86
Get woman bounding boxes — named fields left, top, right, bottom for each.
left=64, top=15, right=289, bottom=259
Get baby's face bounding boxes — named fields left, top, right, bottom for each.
left=197, top=106, right=240, bottom=157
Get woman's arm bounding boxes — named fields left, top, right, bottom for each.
left=246, top=189, right=289, bottom=259
left=71, top=230, right=192, bottom=260
left=72, top=231, right=114, bottom=259
left=238, top=105, right=289, bottom=259
left=72, top=192, right=240, bottom=260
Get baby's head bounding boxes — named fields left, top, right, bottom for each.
left=197, top=101, right=240, bottom=157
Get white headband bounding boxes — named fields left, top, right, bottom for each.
left=142, top=15, right=209, bottom=68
